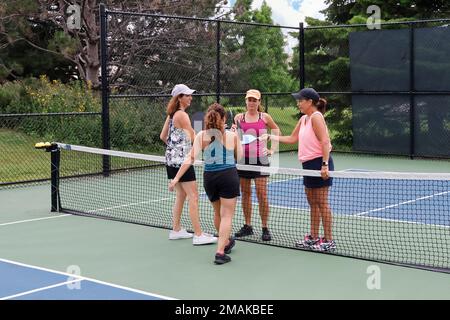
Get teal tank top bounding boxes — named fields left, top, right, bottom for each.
left=204, top=138, right=236, bottom=172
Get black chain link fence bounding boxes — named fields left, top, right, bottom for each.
left=304, top=21, right=450, bottom=158
left=2, top=8, right=450, bottom=187
left=0, top=113, right=101, bottom=186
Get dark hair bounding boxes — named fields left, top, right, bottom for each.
left=315, top=98, right=327, bottom=114
left=204, top=103, right=226, bottom=142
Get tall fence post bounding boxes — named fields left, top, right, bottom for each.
left=100, top=3, right=111, bottom=174
left=50, top=147, right=60, bottom=212
left=299, top=22, right=305, bottom=90
left=409, top=22, right=415, bottom=159
left=216, top=20, right=221, bottom=104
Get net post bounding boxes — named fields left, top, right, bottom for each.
left=216, top=19, right=221, bottom=104
left=100, top=3, right=111, bottom=175
left=409, top=22, right=415, bottom=160
left=50, top=147, right=60, bottom=212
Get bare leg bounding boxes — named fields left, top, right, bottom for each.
left=172, top=184, right=186, bottom=231
left=255, top=177, right=269, bottom=228
left=216, top=197, right=237, bottom=255
left=305, top=188, right=320, bottom=238
left=240, top=178, right=252, bottom=226
left=180, top=181, right=201, bottom=236
left=317, top=187, right=332, bottom=240
left=212, top=200, right=221, bottom=233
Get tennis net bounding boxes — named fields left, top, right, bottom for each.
left=47, top=142, right=450, bottom=272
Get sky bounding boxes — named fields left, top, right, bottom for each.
left=224, top=0, right=329, bottom=54
left=226, top=0, right=328, bottom=27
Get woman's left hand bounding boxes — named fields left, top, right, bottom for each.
left=168, top=178, right=179, bottom=191
left=321, top=166, right=329, bottom=180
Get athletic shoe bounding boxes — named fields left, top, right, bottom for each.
left=193, top=233, right=218, bottom=245
left=234, top=224, right=254, bottom=237
left=169, top=228, right=193, bottom=240
left=261, top=227, right=272, bottom=241
left=311, top=237, right=337, bottom=252
left=214, top=253, right=231, bottom=265
left=295, top=234, right=319, bottom=249
left=224, top=237, right=236, bottom=254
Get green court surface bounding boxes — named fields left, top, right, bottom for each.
left=1, top=183, right=450, bottom=300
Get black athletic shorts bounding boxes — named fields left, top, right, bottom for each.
left=302, top=156, right=334, bottom=188
left=237, top=156, right=270, bottom=179
left=203, top=167, right=240, bottom=202
left=166, top=165, right=196, bottom=182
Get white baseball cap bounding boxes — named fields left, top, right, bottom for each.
left=171, top=84, right=196, bottom=97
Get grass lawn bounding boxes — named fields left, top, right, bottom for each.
left=0, top=129, right=163, bottom=184
left=0, top=129, right=50, bottom=183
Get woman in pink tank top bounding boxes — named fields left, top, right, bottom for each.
left=231, top=89, right=280, bottom=242
left=261, top=88, right=336, bottom=252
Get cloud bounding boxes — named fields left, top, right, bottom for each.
left=251, top=0, right=328, bottom=27
left=246, top=0, right=327, bottom=55
left=225, top=0, right=328, bottom=54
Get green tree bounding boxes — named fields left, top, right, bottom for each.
left=0, top=0, right=225, bottom=87
left=323, top=0, right=450, bottom=24
left=220, top=0, right=296, bottom=93
left=304, top=0, right=450, bottom=151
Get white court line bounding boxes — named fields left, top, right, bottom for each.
left=87, top=197, right=173, bottom=214
left=0, top=279, right=83, bottom=300
left=343, top=168, right=377, bottom=172
left=347, top=213, right=450, bottom=228
left=0, top=258, right=176, bottom=300
left=0, top=214, right=71, bottom=227
left=355, top=190, right=450, bottom=216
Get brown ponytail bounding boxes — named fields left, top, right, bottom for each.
left=315, top=98, right=327, bottom=114
left=204, top=103, right=226, bottom=142
left=166, top=95, right=182, bottom=117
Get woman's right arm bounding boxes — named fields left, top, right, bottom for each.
left=262, top=119, right=301, bottom=144
left=160, top=116, right=170, bottom=144
left=231, top=113, right=243, bottom=132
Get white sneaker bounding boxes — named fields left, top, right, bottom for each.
left=169, top=228, right=193, bottom=240
left=193, top=233, right=218, bottom=245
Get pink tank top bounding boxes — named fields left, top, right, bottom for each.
left=239, top=112, right=267, bottom=158
left=298, top=111, right=332, bottom=162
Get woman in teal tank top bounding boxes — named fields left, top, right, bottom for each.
left=169, top=103, right=243, bottom=265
